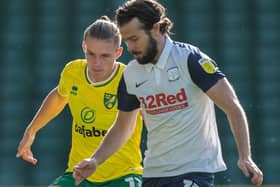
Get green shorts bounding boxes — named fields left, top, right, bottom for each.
left=49, top=172, right=142, bottom=187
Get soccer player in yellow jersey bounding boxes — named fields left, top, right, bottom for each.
left=16, top=16, right=143, bottom=187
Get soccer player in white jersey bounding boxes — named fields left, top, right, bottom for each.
left=73, top=0, right=263, bottom=186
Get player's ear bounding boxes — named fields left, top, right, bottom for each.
left=115, top=47, right=123, bottom=59
left=82, top=41, right=86, bottom=53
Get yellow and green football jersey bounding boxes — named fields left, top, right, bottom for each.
left=57, top=59, right=143, bottom=182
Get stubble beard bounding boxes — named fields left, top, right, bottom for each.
left=135, top=33, right=158, bottom=65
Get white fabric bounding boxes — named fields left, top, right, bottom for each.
left=123, top=36, right=227, bottom=177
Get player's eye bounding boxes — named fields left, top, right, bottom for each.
left=131, top=37, right=138, bottom=42
left=102, top=55, right=112, bottom=60
left=86, top=51, right=94, bottom=56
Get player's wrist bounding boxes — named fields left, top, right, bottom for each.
left=238, top=151, right=251, bottom=161
left=90, top=157, right=98, bottom=167
left=25, top=125, right=39, bottom=137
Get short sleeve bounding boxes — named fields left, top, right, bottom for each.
left=117, top=75, right=140, bottom=111
left=187, top=50, right=225, bottom=92
left=57, top=67, right=69, bottom=97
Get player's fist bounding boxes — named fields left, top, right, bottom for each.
left=73, top=158, right=98, bottom=185
left=238, top=158, right=263, bottom=186
left=16, top=149, right=38, bottom=165
left=16, top=134, right=38, bottom=165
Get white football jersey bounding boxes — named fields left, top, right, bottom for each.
left=118, top=36, right=227, bottom=177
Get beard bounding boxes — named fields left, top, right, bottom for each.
left=132, top=33, right=158, bottom=65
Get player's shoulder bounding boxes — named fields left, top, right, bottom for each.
left=63, top=59, right=86, bottom=71
left=115, top=61, right=126, bottom=70
left=122, top=60, right=146, bottom=84
left=171, top=40, right=206, bottom=69
left=125, top=59, right=140, bottom=70
left=171, top=40, right=199, bottom=55
left=113, top=61, right=127, bottom=77
left=60, top=59, right=87, bottom=79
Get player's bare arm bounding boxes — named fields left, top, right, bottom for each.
left=206, top=78, right=263, bottom=186
left=73, top=108, right=139, bottom=185
left=16, top=87, right=68, bottom=165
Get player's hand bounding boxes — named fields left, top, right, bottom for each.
left=73, top=158, right=98, bottom=186
left=16, top=134, right=38, bottom=165
left=238, top=158, right=263, bottom=186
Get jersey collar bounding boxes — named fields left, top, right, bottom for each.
left=144, top=36, right=173, bottom=72
left=85, top=61, right=120, bottom=87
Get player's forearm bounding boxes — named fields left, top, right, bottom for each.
left=91, top=110, right=138, bottom=165
left=226, top=103, right=251, bottom=159
left=25, top=87, right=67, bottom=136
left=91, top=123, right=132, bottom=166
left=206, top=79, right=252, bottom=159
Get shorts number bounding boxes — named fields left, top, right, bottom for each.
left=183, top=179, right=199, bottom=187
left=125, top=176, right=142, bottom=187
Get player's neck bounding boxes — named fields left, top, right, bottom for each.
left=87, top=63, right=117, bottom=85
left=152, top=35, right=166, bottom=64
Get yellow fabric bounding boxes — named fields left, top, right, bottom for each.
left=57, top=59, right=143, bottom=182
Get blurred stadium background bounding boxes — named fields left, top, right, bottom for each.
left=1, top=0, right=279, bottom=186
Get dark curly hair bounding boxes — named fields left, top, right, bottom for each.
left=115, top=0, right=173, bottom=35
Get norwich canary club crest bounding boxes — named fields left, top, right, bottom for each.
left=198, top=58, right=217, bottom=74
left=104, top=93, right=117, bottom=109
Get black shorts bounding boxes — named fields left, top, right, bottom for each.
left=142, top=172, right=214, bottom=187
